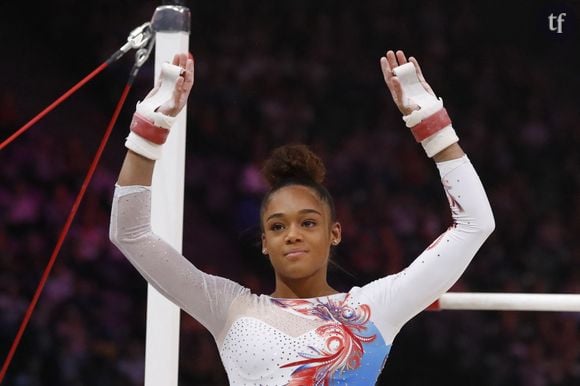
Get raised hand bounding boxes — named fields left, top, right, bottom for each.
left=124, top=52, right=194, bottom=162
left=152, top=53, right=194, bottom=117
left=380, top=50, right=434, bottom=116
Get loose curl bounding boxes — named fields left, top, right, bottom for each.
left=260, top=144, right=336, bottom=229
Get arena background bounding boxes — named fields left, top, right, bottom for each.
left=1, top=0, right=579, bottom=385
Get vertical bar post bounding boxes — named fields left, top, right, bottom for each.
left=145, top=3, right=190, bottom=386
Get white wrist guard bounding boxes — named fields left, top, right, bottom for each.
left=125, top=62, right=183, bottom=160
left=393, top=62, right=458, bottom=157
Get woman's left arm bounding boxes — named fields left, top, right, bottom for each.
left=363, top=154, right=494, bottom=332
left=360, top=51, right=494, bottom=333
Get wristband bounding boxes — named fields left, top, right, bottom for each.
left=125, top=62, right=184, bottom=160
left=130, top=112, right=170, bottom=145
left=421, top=125, right=459, bottom=158
left=409, top=108, right=451, bottom=142
left=392, top=62, right=459, bottom=157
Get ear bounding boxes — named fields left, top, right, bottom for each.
left=261, top=233, right=268, bottom=255
left=330, top=222, right=342, bottom=246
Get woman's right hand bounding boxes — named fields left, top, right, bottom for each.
left=150, top=53, right=194, bottom=117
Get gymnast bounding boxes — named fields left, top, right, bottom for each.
left=110, top=50, right=494, bottom=385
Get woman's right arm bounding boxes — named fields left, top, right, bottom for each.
left=110, top=54, right=248, bottom=337
left=117, top=150, right=155, bottom=186
left=110, top=185, right=248, bottom=337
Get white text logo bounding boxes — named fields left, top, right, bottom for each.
left=548, top=13, right=567, bottom=33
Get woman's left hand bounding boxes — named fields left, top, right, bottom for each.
left=380, top=50, right=435, bottom=116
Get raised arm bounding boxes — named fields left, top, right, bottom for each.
left=110, top=53, right=248, bottom=338
left=361, top=50, right=495, bottom=336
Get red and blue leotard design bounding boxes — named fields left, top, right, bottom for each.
left=273, top=295, right=390, bottom=385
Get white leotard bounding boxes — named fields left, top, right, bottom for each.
left=109, top=155, right=494, bottom=385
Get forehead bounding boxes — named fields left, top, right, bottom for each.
left=264, top=185, right=327, bottom=217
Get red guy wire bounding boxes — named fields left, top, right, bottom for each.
left=0, top=60, right=110, bottom=151
left=0, top=80, right=134, bottom=384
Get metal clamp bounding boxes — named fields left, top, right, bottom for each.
left=120, top=22, right=154, bottom=53
left=134, top=35, right=156, bottom=69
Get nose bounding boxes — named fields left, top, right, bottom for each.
left=284, top=223, right=303, bottom=244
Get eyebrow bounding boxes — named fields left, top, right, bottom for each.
left=266, top=209, right=322, bottom=222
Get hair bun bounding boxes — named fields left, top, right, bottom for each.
left=262, top=144, right=326, bottom=187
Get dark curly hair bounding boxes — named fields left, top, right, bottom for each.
left=260, top=144, right=336, bottom=229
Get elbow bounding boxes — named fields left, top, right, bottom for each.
left=459, top=209, right=495, bottom=240
left=109, top=222, right=121, bottom=248
left=482, top=218, right=495, bottom=238
left=109, top=200, right=122, bottom=248
left=109, top=216, right=126, bottom=249
left=478, top=210, right=495, bottom=239
left=109, top=216, right=152, bottom=248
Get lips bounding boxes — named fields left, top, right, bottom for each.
left=284, top=249, right=308, bottom=259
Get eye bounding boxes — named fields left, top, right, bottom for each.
left=269, top=223, right=284, bottom=231
left=302, top=220, right=317, bottom=228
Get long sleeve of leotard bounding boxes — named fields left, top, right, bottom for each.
left=360, top=155, right=494, bottom=339
left=109, top=185, right=249, bottom=338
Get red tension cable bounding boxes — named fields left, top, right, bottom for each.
left=0, top=80, right=134, bottom=384
left=0, top=61, right=111, bottom=150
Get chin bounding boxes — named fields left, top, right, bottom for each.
left=278, top=264, right=322, bottom=281
left=271, top=256, right=325, bottom=280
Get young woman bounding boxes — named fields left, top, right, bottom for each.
left=110, top=50, right=494, bottom=385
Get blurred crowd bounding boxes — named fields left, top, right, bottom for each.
left=1, top=1, right=579, bottom=385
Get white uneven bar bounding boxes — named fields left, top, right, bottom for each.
left=437, top=293, right=580, bottom=312
left=145, top=5, right=190, bottom=386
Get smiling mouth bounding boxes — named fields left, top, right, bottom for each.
left=284, top=250, right=308, bottom=259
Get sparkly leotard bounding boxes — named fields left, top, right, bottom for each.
left=110, top=155, right=494, bottom=385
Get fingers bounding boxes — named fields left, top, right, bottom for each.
left=386, top=50, right=398, bottom=72
left=385, top=50, right=408, bottom=70
left=172, top=77, right=185, bottom=106
left=379, top=57, right=394, bottom=88
left=408, top=57, right=422, bottom=77
left=172, top=53, right=194, bottom=92
left=395, top=50, right=408, bottom=65
left=154, top=53, right=195, bottom=116
left=391, top=76, right=419, bottom=112
left=379, top=56, right=389, bottom=79
left=172, top=54, right=194, bottom=113
left=380, top=56, right=399, bottom=102
left=381, top=49, right=422, bottom=115
left=409, top=56, right=435, bottom=95
left=182, top=55, right=194, bottom=91
left=382, top=50, right=410, bottom=81
left=172, top=53, right=188, bottom=69
left=171, top=53, right=191, bottom=73
left=382, top=50, right=409, bottom=99
left=390, top=76, right=403, bottom=100
left=174, top=76, right=185, bottom=92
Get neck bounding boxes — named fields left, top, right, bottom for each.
left=270, top=274, right=338, bottom=299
